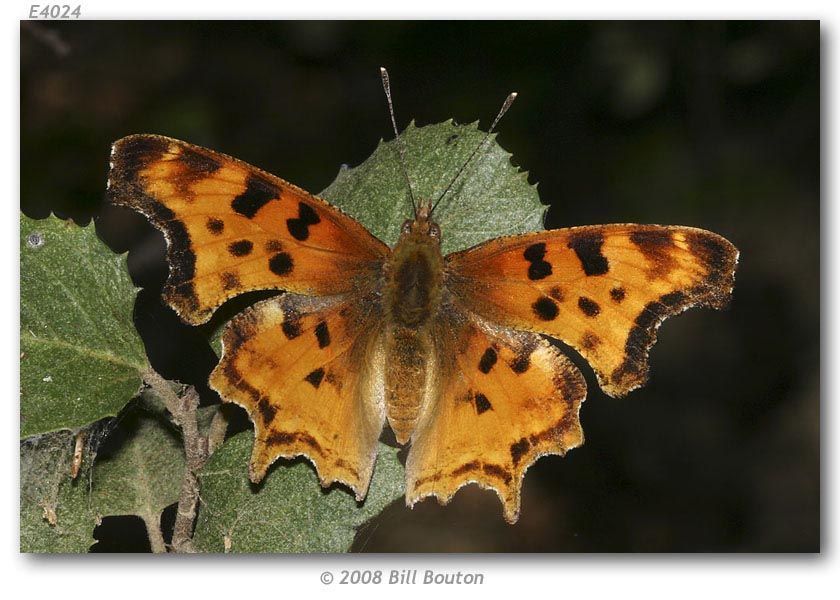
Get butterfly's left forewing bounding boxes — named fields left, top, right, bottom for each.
left=108, top=134, right=389, bottom=324
left=445, top=224, right=738, bottom=397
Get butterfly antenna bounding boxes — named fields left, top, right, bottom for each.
left=380, top=67, right=417, bottom=216
left=430, top=91, right=518, bottom=215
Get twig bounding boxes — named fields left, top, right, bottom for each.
left=143, top=369, right=228, bottom=553
left=169, top=386, right=205, bottom=553
left=70, top=430, right=86, bottom=479
left=207, top=407, right=229, bottom=455
left=144, top=515, right=168, bottom=554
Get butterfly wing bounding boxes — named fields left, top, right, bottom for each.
left=209, top=292, right=386, bottom=498
left=108, top=134, right=389, bottom=324
left=445, top=224, right=738, bottom=397
left=406, top=308, right=586, bottom=523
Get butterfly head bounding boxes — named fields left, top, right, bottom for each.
left=400, top=199, right=441, bottom=244
left=380, top=67, right=517, bottom=250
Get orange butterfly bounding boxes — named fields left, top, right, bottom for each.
left=107, top=70, right=738, bottom=523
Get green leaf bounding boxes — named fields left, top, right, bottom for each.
left=90, top=398, right=185, bottom=543
left=320, top=120, right=544, bottom=255
left=20, top=214, right=148, bottom=438
left=192, top=432, right=405, bottom=553
left=20, top=430, right=96, bottom=553
left=20, top=400, right=187, bottom=553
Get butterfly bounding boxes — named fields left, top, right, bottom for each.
left=107, top=70, right=738, bottom=524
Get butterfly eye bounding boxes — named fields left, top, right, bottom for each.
left=429, top=223, right=441, bottom=239
left=401, top=220, right=413, bottom=234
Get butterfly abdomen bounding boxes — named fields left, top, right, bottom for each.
left=382, top=325, right=436, bottom=443
left=382, top=224, right=445, bottom=444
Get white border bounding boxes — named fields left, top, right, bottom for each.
left=4, top=0, right=835, bottom=19
left=5, top=2, right=834, bottom=599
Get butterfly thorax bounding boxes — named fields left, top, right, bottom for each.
left=381, top=203, right=444, bottom=443
left=384, top=212, right=443, bottom=326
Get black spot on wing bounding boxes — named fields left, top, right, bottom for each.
left=314, top=320, right=331, bottom=349
left=523, top=242, right=552, bottom=280
left=532, top=296, right=559, bottom=321
left=268, top=252, right=294, bottom=276
left=510, top=352, right=531, bottom=374
left=581, top=331, right=601, bottom=350
left=510, top=438, right=531, bottom=466
left=220, top=271, right=240, bottom=291
left=180, top=148, right=222, bottom=175
left=474, top=392, right=492, bottom=414
left=286, top=202, right=321, bottom=241
left=305, top=367, right=325, bottom=389
left=578, top=296, right=601, bottom=317
left=478, top=347, right=498, bottom=374
left=228, top=239, right=253, bottom=257
left=629, top=227, right=677, bottom=279
left=206, top=218, right=224, bottom=235
left=567, top=231, right=609, bottom=276
left=281, top=314, right=302, bottom=340
left=257, top=397, right=277, bottom=424
left=610, top=287, right=626, bottom=303
left=232, top=175, right=279, bottom=218
left=510, top=340, right=535, bottom=374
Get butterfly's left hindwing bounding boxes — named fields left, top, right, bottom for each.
left=209, top=292, right=386, bottom=499
left=108, top=135, right=389, bottom=324
left=446, top=224, right=738, bottom=397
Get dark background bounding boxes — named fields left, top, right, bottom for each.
left=21, top=21, right=819, bottom=552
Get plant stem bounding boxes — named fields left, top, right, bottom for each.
left=207, top=407, right=229, bottom=455
left=144, top=514, right=167, bottom=554
left=143, top=369, right=227, bottom=553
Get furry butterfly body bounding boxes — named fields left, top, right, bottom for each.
left=108, top=127, right=737, bottom=523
